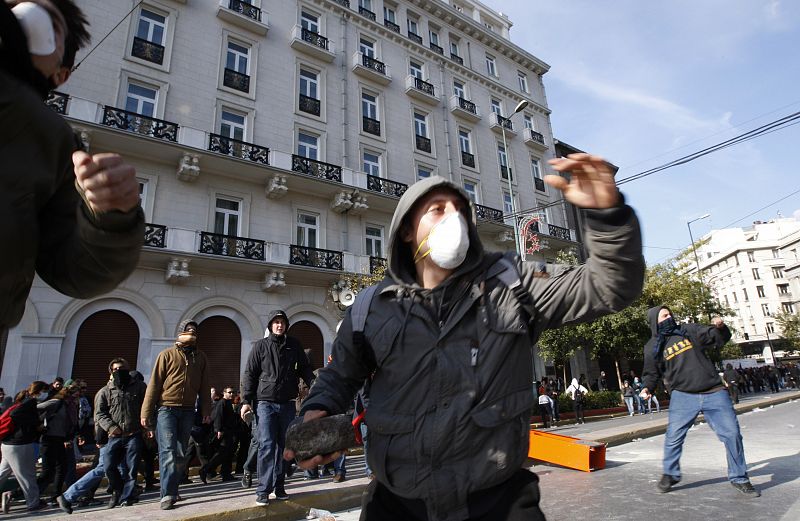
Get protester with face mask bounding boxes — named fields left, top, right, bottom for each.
left=289, top=155, right=646, bottom=521
left=37, top=380, right=78, bottom=506
left=640, top=307, right=760, bottom=497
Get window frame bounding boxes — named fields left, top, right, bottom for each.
left=219, top=31, right=258, bottom=99
left=297, top=129, right=320, bottom=160
left=365, top=224, right=385, bottom=258
left=485, top=53, right=498, bottom=77
left=124, top=3, right=177, bottom=71
left=296, top=209, right=320, bottom=249
left=517, top=71, right=529, bottom=93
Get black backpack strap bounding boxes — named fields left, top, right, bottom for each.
left=490, top=255, right=538, bottom=338
left=351, top=285, right=378, bottom=350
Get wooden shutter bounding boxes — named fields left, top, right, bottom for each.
left=287, top=320, right=323, bottom=370
left=196, top=316, right=242, bottom=393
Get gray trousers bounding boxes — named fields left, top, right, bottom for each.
left=0, top=443, right=40, bottom=509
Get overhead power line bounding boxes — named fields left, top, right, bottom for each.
left=72, top=1, right=143, bottom=71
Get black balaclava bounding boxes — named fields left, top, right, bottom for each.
left=653, top=307, right=685, bottom=358
left=112, top=369, right=131, bottom=388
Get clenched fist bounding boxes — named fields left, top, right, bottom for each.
left=73, top=151, right=140, bottom=214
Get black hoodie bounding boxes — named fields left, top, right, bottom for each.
left=642, top=306, right=731, bottom=394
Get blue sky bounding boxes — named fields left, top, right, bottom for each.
left=489, top=0, right=800, bottom=264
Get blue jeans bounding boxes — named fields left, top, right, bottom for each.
left=156, top=407, right=195, bottom=501
left=361, top=423, right=372, bottom=477
left=255, top=401, right=295, bottom=496
left=63, top=445, right=108, bottom=504
left=624, top=396, right=634, bottom=415
left=663, top=389, right=750, bottom=483
left=105, top=433, right=141, bottom=502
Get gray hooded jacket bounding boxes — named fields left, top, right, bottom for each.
left=302, top=176, right=644, bottom=521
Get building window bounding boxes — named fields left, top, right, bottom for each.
left=407, top=18, right=419, bottom=36
left=463, top=180, right=478, bottom=203
left=757, top=286, right=766, bottom=298
left=773, top=248, right=780, bottom=259
left=409, top=60, right=423, bottom=79
left=362, top=91, right=379, bottom=135
left=523, top=115, right=534, bottom=130
left=214, top=197, right=241, bottom=236
left=296, top=211, right=319, bottom=248
left=458, top=129, right=472, bottom=153
left=724, top=295, right=729, bottom=307
left=502, top=191, right=513, bottom=225
left=490, top=98, right=502, bottom=116
left=299, top=68, right=320, bottom=116
left=453, top=79, right=465, bottom=99
left=359, top=0, right=372, bottom=11
left=766, top=322, right=775, bottom=333
left=498, top=143, right=511, bottom=181
left=383, top=5, right=396, bottom=23
left=772, top=266, right=784, bottom=278
left=362, top=150, right=381, bottom=177
left=531, top=158, right=544, bottom=191
left=485, top=54, right=497, bottom=77
left=297, top=131, right=319, bottom=159
left=359, top=37, right=375, bottom=58
left=220, top=109, right=246, bottom=141
left=224, top=40, right=250, bottom=92
left=783, top=302, right=795, bottom=314
left=138, top=179, right=149, bottom=215
left=752, top=268, right=760, bottom=280
left=742, top=288, right=748, bottom=301
left=301, top=10, right=320, bottom=33
left=450, top=40, right=460, bottom=58
left=125, top=81, right=158, bottom=116
left=747, top=251, right=755, bottom=262
left=518, top=72, right=529, bottom=93
left=414, top=112, right=428, bottom=137
left=732, top=291, right=738, bottom=303
left=417, top=164, right=432, bottom=180
left=778, top=284, right=790, bottom=295
left=133, top=8, right=166, bottom=64
left=429, top=30, right=439, bottom=46
left=366, top=225, right=384, bottom=257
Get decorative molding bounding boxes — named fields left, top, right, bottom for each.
left=165, top=258, right=191, bottom=284
left=177, top=152, right=200, bottom=182
left=330, top=190, right=353, bottom=213
left=349, top=190, right=369, bottom=215
left=51, top=288, right=166, bottom=338
left=265, top=174, right=288, bottom=199
left=261, top=271, right=286, bottom=292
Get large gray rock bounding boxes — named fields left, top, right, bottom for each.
left=286, top=414, right=358, bottom=461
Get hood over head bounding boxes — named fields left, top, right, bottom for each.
left=267, top=310, right=289, bottom=329
left=386, top=176, right=484, bottom=285
left=648, top=305, right=673, bottom=337
left=570, top=378, right=579, bottom=388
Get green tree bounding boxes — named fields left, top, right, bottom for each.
left=587, top=304, right=650, bottom=390
left=719, top=341, right=743, bottom=362
left=536, top=323, right=587, bottom=386
left=775, top=311, right=800, bottom=349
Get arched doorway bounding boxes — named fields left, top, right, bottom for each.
left=196, top=316, right=242, bottom=394
left=288, top=320, right=323, bottom=370
left=72, top=310, right=139, bottom=398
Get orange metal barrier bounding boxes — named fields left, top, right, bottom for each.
left=528, top=429, right=606, bottom=472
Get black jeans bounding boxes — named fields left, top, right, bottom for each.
left=37, top=435, right=67, bottom=499
left=359, top=469, right=546, bottom=521
left=573, top=399, right=585, bottom=423
left=204, top=432, right=234, bottom=477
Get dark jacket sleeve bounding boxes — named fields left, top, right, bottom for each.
left=93, top=385, right=116, bottom=433
left=241, top=342, right=263, bottom=405
left=641, top=338, right=661, bottom=392
left=212, top=400, right=223, bottom=432
left=298, top=344, right=315, bottom=389
left=685, top=323, right=732, bottom=350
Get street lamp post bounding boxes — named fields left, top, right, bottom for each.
left=501, top=99, right=529, bottom=257
left=687, top=213, right=711, bottom=319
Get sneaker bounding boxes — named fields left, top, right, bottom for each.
left=657, top=474, right=680, bottom=493
left=274, top=489, right=289, bottom=500
left=56, top=495, right=73, bottom=515
left=160, top=497, right=175, bottom=510
left=732, top=481, right=761, bottom=497
left=332, top=473, right=345, bottom=483
left=220, top=474, right=236, bottom=483
left=242, top=472, right=253, bottom=488
left=27, top=502, right=49, bottom=512
left=255, top=495, right=269, bottom=506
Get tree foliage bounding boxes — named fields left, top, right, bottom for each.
left=775, top=311, right=800, bottom=348
left=719, top=341, right=744, bottom=362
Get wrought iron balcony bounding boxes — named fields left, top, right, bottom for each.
left=500, top=165, right=513, bottom=181
left=46, top=91, right=68, bottom=114
left=361, top=54, right=386, bottom=75
left=370, top=256, right=387, bottom=274
left=362, top=116, right=381, bottom=136
left=208, top=133, right=269, bottom=165
left=223, top=68, right=250, bottom=93
left=450, top=53, right=463, bottom=65
left=534, top=177, right=545, bottom=192
left=301, top=27, right=329, bottom=50
left=458, top=97, right=477, bottom=115
left=358, top=6, right=376, bottom=21
left=299, top=94, right=321, bottom=116
left=228, top=0, right=262, bottom=22
left=430, top=42, right=444, bottom=55
left=413, top=77, right=435, bottom=97
left=366, top=175, right=408, bottom=197
left=331, top=0, right=350, bottom=7
left=497, top=115, right=513, bottom=131
left=199, top=231, right=265, bottom=260
left=475, top=204, right=504, bottom=223
left=408, top=31, right=423, bottom=44
left=384, top=19, right=400, bottom=32
left=102, top=106, right=179, bottom=142
left=461, top=151, right=475, bottom=168
left=528, top=129, right=545, bottom=145
left=291, top=154, right=342, bottom=182
left=415, top=134, right=431, bottom=153
left=547, top=224, right=571, bottom=241
left=290, top=245, right=343, bottom=271
left=144, top=223, right=167, bottom=248
left=131, top=36, right=164, bottom=64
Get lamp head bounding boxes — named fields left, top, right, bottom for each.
left=513, top=100, right=529, bottom=114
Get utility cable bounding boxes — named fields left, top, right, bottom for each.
left=72, top=1, right=143, bottom=72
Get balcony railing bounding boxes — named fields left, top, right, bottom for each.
left=413, top=77, right=435, bottom=97
left=358, top=6, right=376, bottom=21
left=331, top=0, right=350, bottom=7
left=131, top=36, right=164, bottom=64
left=534, top=177, right=545, bottom=192
left=291, top=154, right=342, bottom=182
left=290, top=245, right=343, bottom=270
left=361, top=54, right=386, bottom=75
left=370, top=256, right=387, bottom=274
left=46, top=90, right=69, bottom=114
left=228, top=0, right=262, bottom=21
left=102, top=106, right=179, bottom=142
left=208, top=133, right=269, bottom=165
left=199, top=231, right=265, bottom=260
left=430, top=42, right=444, bottom=55
left=457, top=97, right=477, bottom=115
left=299, top=94, right=321, bottom=116
left=461, top=151, right=475, bottom=168
left=547, top=224, right=571, bottom=241
left=223, top=68, right=250, bottom=93
left=362, top=116, right=381, bottom=136
left=475, top=204, right=504, bottom=223
left=144, top=223, right=167, bottom=248
left=450, top=53, right=463, bottom=65
left=366, top=175, right=408, bottom=197
left=415, top=134, right=431, bottom=153
left=496, top=114, right=513, bottom=131
left=384, top=19, right=400, bottom=32
left=301, top=27, right=329, bottom=50
left=408, top=31, right=423, bottom=44
left=527, top=129, right=546, bottom=145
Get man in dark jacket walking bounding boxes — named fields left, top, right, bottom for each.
left=288, top=154, right=645, bottom=521
left=93, top=358, right=147, bottom=508
left=200, top=387, right=237, bottom=483
left=640, top=306, right=759, bottom=497
left=240, top=310, right=314, bottom=506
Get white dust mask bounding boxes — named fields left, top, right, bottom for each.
left=413, top=212, right=470, bottom=269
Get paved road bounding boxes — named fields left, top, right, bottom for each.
left=324, top=399, right=800, bottom=521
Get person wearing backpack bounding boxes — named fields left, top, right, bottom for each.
left=0, top=381, right=47, bottom=513
left=287, top=156, right=645, bottom=521
left=36, top=381, right=79, bottom=505
left=566, top=377, right=589, bottom=424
